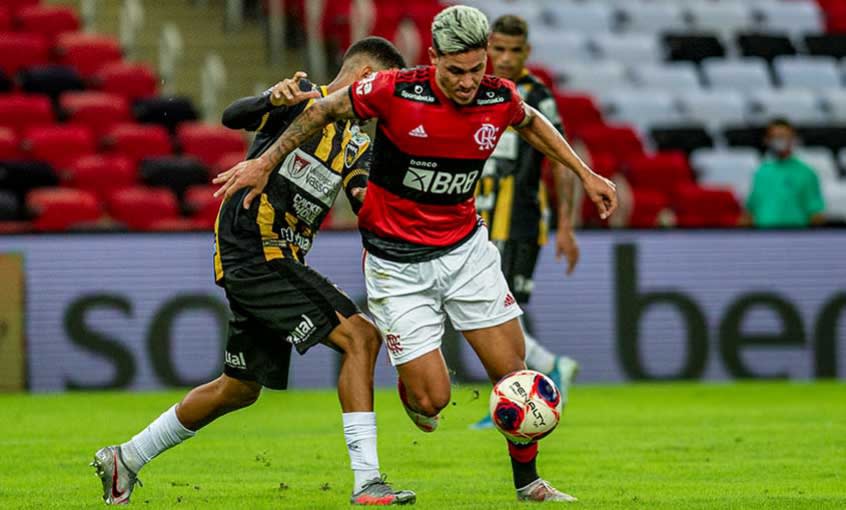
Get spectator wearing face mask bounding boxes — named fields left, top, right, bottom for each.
left=741, top=118, right=826, bottom=228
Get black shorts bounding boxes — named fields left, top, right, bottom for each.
left=496, top=240, right=541, bottom=305
left=221, top=259, right=359, bottom=390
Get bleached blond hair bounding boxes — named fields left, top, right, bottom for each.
left=431, top=5, right=490, bottom=55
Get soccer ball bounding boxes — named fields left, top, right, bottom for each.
left=489, top=370, right=563, bottom=444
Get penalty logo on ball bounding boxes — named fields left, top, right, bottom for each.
left=489, top=370, right=563, bottom=444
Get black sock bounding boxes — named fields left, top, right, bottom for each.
left=511, top=456, right=538, bottom=489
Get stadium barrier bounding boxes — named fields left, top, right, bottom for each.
left=0, top=231, right=843, bottom=392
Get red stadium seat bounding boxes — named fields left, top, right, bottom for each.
left=555, top=93, right=603, bottom=136
left=93, top=61, right=158, bottom=101
left=60, top=91, right=131, bottom=137
left=106, top=186, right=179, bottom=230
left=176, top=122, right=247, bottom=167
left=0, top=8, right=11, bottom=32
left=2, top=0, right=39, bottom=15
left=577, top=124, right=644, bottom=161
left=0, top=220, right=32, bottom=233
left=148, top=217, right=207, bottom=231
left=16, top=5, right=80, bottom=42
left=0, top=32, right=49, bottom=76
left=629, top=189, right=671, bottom=228
left=185, top=185, right=222, bottom=228
left=63, top=154, right=137, bottom=199
left=55, top=33, right=123, bottom=78
left=625, top=152, right=693, bottom=195
left=673, top=185, right=741, bottom=227
left=213, top=151, right=245, bottom=177
left=22, top=125, right=96, bottom=169
left=101, top=123, right=173, bottom=162
left=27, top=187, right=103, bottom=231
left=0, top=94, right=53, bottom=134
left=0, top=127, right=20, bottom=159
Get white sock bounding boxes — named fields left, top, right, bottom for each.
left=343, top=412, right=381, bottom=493
left=120, top=404, right=196, bottom=473
left=521, top=318, right=556, bottom=374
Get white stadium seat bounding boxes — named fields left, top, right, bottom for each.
left=686, top=2, right=755, bottom=39
left=474, top=0, right=544, bottom=26
left=542, top=3, right=615, bottom=33
left=631, top=62, right=703, bottom=93
left=774, top=56, right=842, bottom=91
left=677, top=90, right=748, bottom=129
left=556, top=61, right=630, bottom=95
left=823, top=183, right=846, bottom=220
left=529, top=31, right=591, bottom=65
left=604, top=90, right=684, bottom=132
left=794, top=147, right=840, bottom=184
left=618, top=3, right=686, bottom=33
left=703, top=58, right=773, bottom=92
left=691, top=148, right=760, bottom=201
left=590, top=33, right=663, bottom=63
left=749, top=89, right=827, bottom=124
left=821, top=91, right=846, bottom=122
left=753, top=0, right=824, bottom=36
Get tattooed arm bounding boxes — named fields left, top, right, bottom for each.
left=213, top=86, right=359, bottom=209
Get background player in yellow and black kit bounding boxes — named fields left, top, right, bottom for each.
left=91, top=38, right=416, bottom=507
left=472, top=15, right=581, bottom=429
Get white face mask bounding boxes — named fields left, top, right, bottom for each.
left=768, top=137, right=792, bottom=157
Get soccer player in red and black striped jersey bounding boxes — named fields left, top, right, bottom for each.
left=216, top=5, right=617, bottom=503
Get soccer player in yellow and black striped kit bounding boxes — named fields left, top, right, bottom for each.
left=91, top=38, right=417, bottom=506
left=472, top=15, right=581, bottom=429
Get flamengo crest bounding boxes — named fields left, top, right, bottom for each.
left=474, top=123, right=500, bottom=151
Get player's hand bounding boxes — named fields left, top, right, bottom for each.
left=213, top=158, right=272, bottom=209
left=583, top=171, right=617, bottom=220
left=269, top=71, right=320, bottom=107
left=556, top=228, right=580, bottom=275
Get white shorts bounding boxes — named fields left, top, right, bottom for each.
left=364, top=226, right=523, bottom=366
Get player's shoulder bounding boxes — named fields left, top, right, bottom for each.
left=394, top=66, right=440, bottom=105
left=473, top=74, right=517, bottom=107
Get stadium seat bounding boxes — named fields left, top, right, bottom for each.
left=0, top=69, right=10, bottom=92
left=556, top=61, right=629, bottom=96
left=748, top=89, right=826, bottom=124
left=619, top=3, right=686, bottom=34
left=672, top=185, right=741, bottom=228
left=27, top=187, right=102, bottom=231
left=754, top=0, right=824, bottom=36
left=139, top=156, right=210, bottom=199
left=0, top=94, right=54, bottom=134
left=736, top=33, right=797, bottom=62
left=0, top=127, right=20, bottom=160
left=133, top=96, right=199, bottom=130
left=578, top=124, right=644, bottom=161
left=18, top=65, right=85, bottom=99
left=663, top=33, right=726, bottom=63
left=63, top=154, right=137, bottom=199
left=529, top=32, right=591, bottom=67
left=723, top=124, right=767, bottom=151
left=16, top=5, right=80, bottom=42
left=628, top=189, right=671, bottom=228
left=22, top=125, right=96, bottom=169
left=590, top=33, right=663, bottom=63
left=544, top=3, right=615, bottom=33
left=106, top=186, right=179, bottom=231
left=554, top=93, right=603, bottom=136
left=0, top=190, right=20, bottom=220
left=0, top=220, right=32, bottom=233
left=0, top=160, right=59, bottom=199
left=839, top=148, right=846, bottom=174
left=587, top=151, right=618, bottom=179
left=176, top=122, right=248, bottom=167
left=92, top=61, right=158, bottom=101
left=687, top=2, right=755, bottom=40
left=824, top=90, right=846, bottom=121
left=101, top=123, right=173, bottom=162
left=804, top=34, right=846, bottom=59
left=2, top=0, right=39, bottom=15
left=147, top=217, right=207, bottom=231
left=625, top=152, right=693, bottom=195
left=773, top=56, right=842, bottom=91
left=677, top=90, right=748, bottom=130
left=475, top=1, right=542, bottom=27
left=630, top=62, right=703, bottom=93
left=649, top=125, right=714, bottom=155
left=604, top=91, right=684, bottom=133
left=0, top=32, right=50, bottom=76
left=702, top=58, right=772, bottom=92
left=185, top=185, right=222, bottom=228
left=212, top=151, right=245, bottom=178
left=823, top=183, right=846, bottom=221
left=59, top=92, right=131, bottom=137
left=690, top=147, right=760, bottom=200
left=55, top=33, right=123, bottom=78
left=0, top=8, right=10, bottom=32
left=795, top=125, right=846, bottom=153
left=793, top=147, right=840, bottom=184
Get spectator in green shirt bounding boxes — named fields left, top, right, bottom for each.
left=743, top=118, right=826, bottom=228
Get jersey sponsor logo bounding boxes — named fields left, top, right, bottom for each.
left=224, top=351, right=247, bottom=369
left=265, top=226, right=313, bottom=252
left=279, top=149, right=342, bottom=206
left=402, top=167, right=479, bottom=195
left=474, top=123, right=500, bottom=151
left=475, top=90, right=506, bottom=106
left=293, top=193, right=323, bottom=225
left=355, top=72, right=378, bottom=96
left=408, top=125, right=428, bottom=138
left=286, top=314, right=316, bottom=345
left=395, top=82, right=438, bottom=104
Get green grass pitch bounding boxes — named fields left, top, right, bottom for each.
left=1, top=382, right=844, bottom=509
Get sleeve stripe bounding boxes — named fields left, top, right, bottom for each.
left=343, top=168, right=369, bottom=188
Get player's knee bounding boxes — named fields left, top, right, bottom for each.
left=410, top=388, right=451, bottom=417
left=338, top=316, right=381, bottom=361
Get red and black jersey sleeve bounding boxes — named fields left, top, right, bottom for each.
left=348, top=70, right=397, bottom=121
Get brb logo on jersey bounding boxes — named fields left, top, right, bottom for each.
left=474, top=123, right=500, bottom=151
left=402, top=159, right=479, bottom=196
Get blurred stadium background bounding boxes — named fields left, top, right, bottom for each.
left=0, top=0, right=844, bottom=393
